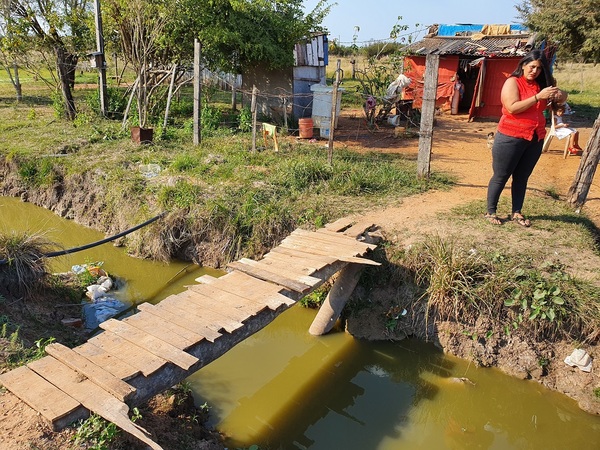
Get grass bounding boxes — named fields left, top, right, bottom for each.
left=1, top=71, right=452, bottom=264
left=554, top=63, right=600, bottom=119
left=0, top=231, right=56, bottom=292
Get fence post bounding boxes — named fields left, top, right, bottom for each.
left=193, top=39, right=202, bottom=146
left=327, top=59, right=342, bottom=165
left=417, top=53, right=440, bottom=179
left=251, top=85, right=258, bottom=152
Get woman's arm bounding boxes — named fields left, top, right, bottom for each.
left=501, top=77, right=564, bottom=114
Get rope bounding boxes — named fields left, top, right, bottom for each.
left=0, top=212, right=167, bottom=265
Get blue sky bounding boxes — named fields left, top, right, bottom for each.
left=303, top=0, right=523, bottom=44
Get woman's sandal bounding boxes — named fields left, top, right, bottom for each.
left=512, top=213, right=531, bottom=227
left=484, top=213, right=502, bottom=225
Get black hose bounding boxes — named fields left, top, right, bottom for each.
left=0, top=212, right=167, bottom=265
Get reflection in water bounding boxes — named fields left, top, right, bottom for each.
left=4, top=196, right=600, bottom=448
left=192, top=307, right=600, bottom=450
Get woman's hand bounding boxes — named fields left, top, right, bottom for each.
left=538, top=86, right=561, bottom=102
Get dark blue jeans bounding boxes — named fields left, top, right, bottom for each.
left=486, top=131, right=543, bottom=215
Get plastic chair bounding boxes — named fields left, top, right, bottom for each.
left=542, top=109, right=570, bottom=159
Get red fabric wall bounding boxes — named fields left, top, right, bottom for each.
left=403, top=56, right=459, bottom=109
left=403, top=55, right=522, bottom=119
left=472, top=58, right=519, bottom=119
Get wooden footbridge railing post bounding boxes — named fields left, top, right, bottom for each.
left=309, top=263, right=364, bottom=335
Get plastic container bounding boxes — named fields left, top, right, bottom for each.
left=320, top=127, right=330, bottom=138
left=310, top=84, right=344, bottom=128
left=298, top=117, right=314, bottom=138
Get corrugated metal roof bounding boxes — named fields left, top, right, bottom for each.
left=405, top=35, right=532, bottom=57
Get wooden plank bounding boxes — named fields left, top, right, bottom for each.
left=137, top=302, right=221, bottom=342
left=343, top=219, right=376, bottom=238
left=73, top=343, right=141, bottom=381
left=324, top=217, right=356, bottom=232
left=100, top=319, right=198, bottom=371
left=293, top=228, right=377, bottom=250
left=262, top=252, right=321, bottom=274
left=123, top=311, right=199, bottom=350
left=278, top=240, right=380, bottom=265
left=159, top=294, right=244, bottom=333
left=186, top=283, right=269, bottom=316
left=148, top=298, right=234, bottom=335
left=195, top=272, right=295, bottom=308
left=242, top=257, right=324, bottom=286
left=27, top=357, right=163, bottom=450
left=88, top=331, right=167, bottom=377
left=268, top=245, right=338, bottom=265
left=227, top=260, right=313, bottom=294
left=183, top=288, right=255, bottom=321
left=45, top=343, right=135, bottom=402
left=283, top=234, right=369, bottom=256
left=0, top=364, right=81, bottom=423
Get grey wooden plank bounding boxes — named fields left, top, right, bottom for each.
left=0, top=364, right=81, bottom=424
left=45, top=343, right=135, bottom=401
left=136, top=302, right=221, bottom=342
left=99, top=319, right=198, bottom=370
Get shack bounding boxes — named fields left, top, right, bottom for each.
left=242, top=33, right=328, bottom=123
left=402, top=24, right=556, bottom=121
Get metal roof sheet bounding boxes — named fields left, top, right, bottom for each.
left=405, top=35, right=532, bottom=57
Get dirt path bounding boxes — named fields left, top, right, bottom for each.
left=335, top=112, right=600, bottom=234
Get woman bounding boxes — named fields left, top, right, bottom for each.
left=485, top=50, right=566, bottom=227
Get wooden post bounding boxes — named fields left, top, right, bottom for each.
left=231, top=81, right=237, bottom=111
left=327, top=59, right=342, bottom=165
left=163, top=64, right=177, bottom=132
left=193, top=40, right=202, bottom=146
left=282, top=96, right=288, bottom=131
left=251, top=85, right=258, bottom=152
left=567, top=112, right=600, bottom=210
left=93, top=0, right=107, bottom=117
left=417, top=53, right=440, bottom=179
left=309, top=263, right=364, bottom=336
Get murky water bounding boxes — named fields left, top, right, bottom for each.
left=0, top=196, right=220, bottom=303
left=3, top=196, right=600, bottom=449
left=190, top=306, right=600, bottom=449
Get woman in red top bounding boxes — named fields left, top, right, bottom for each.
left=485, top=50, right=567, bottom=226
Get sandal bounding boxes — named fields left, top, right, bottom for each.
left=512, top=213, right=531, bottom=227
left=485, top=213, right=502, bottom=225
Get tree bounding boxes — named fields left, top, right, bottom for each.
left=517, top=0, right=600, bottom=63
left=167, top=0, right=331, bottom=74
left=3, top=0, right=94, bottom=119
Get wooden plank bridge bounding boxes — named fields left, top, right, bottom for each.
left=0, top=218, right=380, bottom=449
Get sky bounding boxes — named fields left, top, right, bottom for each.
left=302, top=0, right=523, bottom=45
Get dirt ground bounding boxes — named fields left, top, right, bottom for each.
left=1, top=110, right=599, bottom=448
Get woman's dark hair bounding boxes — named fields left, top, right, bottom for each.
left=511, top=49, right=553, bottom=89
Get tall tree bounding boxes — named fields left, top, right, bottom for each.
left=517, top=0, right=600, bottom=63
left=5, top=0, right=94, bottom=119
left=165, top=0, right=331, bottom=73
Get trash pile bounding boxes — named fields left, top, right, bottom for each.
left=71, top=262, right=127, bottom=329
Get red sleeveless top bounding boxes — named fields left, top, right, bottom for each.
left=497, top=76, right=546, bottom=141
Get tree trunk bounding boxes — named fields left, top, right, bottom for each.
left=55, top=46, right=77, bottom=120
left=13, top=62, right=22, bottom=102
left=567, top=112, right=600, bottom=210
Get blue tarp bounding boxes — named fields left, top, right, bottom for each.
left=437, top=24, right=527, bottom=37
